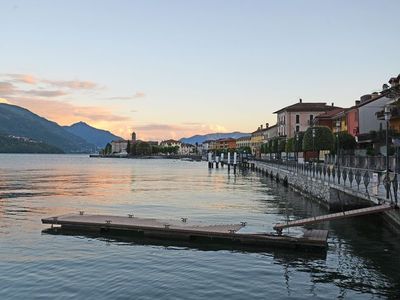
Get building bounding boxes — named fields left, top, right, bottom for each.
left=160, top=139, right=181, bottom=148
left=236, top=135, right=251, bottom=149
left=314, top=108, right=346, bottom=131
left=111, top=140, right=128, bottom=154
left=179, top=143, right=195, bottom=155
left=215, top=138, right=236, bottom=150
left=274, top=99, right=341, bottom=138
left=357, top=93, right=392, bottom=135
left=263, top=124, right=278, bottom=141
left=249, top=123, right=277, bottom=156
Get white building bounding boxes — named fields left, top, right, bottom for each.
left=180, top=143, right=195, bottom=155
left=111, top=140, right=128, bottom=155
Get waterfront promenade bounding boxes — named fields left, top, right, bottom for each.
left=245, top=159, right=400, bottom=231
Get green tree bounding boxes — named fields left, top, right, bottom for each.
left=104, top=143, right=112, bottom=155
left=334, top=131, right=356, bottom=154
left=303, top=126, right=334, bottom=158
left=285, top=137, right=294, bottom=153
left=278, top=138, right=286, bottom=153
left=136, top=141, right=152, bottom=155
left=126, top=140, right=131, bottom=154
left=293, top=132, right=304, bottom=152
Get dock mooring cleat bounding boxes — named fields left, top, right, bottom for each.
left=128, top=214, right=134, bottom=218
left=181, top=218, right=187, bottom=223
left=240, top=221, right=247, bottom=226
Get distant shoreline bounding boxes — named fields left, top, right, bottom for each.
left=89, top=154, right=203, bottom=161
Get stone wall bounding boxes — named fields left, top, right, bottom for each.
left=248, top=160, right=400, bottom=230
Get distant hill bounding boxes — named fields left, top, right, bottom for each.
left=0, top=134, right=64, bottom=153
left=0, top=103, right=95, bottom=153
left=64, top=121, right=123, bottom=149
left=179, top=132, right=250, bottom=145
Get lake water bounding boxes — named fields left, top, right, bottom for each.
left=0, top=154, right=399, bottom=299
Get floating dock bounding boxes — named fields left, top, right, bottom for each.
left=42, top=213, right=328, bottom=251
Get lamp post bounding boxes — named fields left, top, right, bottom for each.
left=336, top=120, right=341, bottom=184
left=312, top=128, right=316, bottom=161
left=296, top=134, right=299, bottom=171
left=384, top=106, right=391, bottom=200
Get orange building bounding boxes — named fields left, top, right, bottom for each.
left=216, top=138, right=237, bottom=150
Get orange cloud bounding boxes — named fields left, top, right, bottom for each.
left=134, top=123, right=228, bottom=141
left=6, top=73, right=38, bottom=85
left=7, top=97, right=132, bottom=137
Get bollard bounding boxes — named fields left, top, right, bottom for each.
left=208, top=152, right=213, bottom=169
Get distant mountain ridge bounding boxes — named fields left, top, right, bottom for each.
left=0, top=103, right=95, bottom=153
left=179, top=132, right=250, bottom=145
left=64, top=121, right=123, bottom=150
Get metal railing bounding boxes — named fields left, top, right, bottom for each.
left=252, top=158, right=399, bottom=206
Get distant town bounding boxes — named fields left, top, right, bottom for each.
left=104, top=74, right=400, bottom=161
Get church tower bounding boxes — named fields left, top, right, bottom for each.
left=131, top=131, right=136, bottom=143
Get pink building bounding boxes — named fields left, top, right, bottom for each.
left=274, top=99, right=341, bottom=138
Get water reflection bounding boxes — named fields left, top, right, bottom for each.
left=0, top=155, right=399, bottom=299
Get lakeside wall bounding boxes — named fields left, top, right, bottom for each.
left=247, top=160, right=400, bottom=231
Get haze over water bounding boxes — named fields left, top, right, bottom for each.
left=0, top=154, right=399, bottom=299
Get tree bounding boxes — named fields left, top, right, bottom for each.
left=136, top=141, right=152, bottom=155
left=126, top=140, right=131, bottom=154
left=293, top=132, right=304, bottom=152
left=104, top=143, right=112, bottom=155
left=278, top=138, right=286, bottom=153
left=303, top=126, right=334, bottom=154
left=334, top=131, right=356, bottom=154
left=285, top=137, right=294, bottom=153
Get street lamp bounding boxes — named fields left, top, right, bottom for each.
left=296, top=134, right=299, bottom=169
left=336, top=120, right=341, bottom=184
left=312, top=128, right=316, bottom=161
left=385, top=106, right=391, bottom=200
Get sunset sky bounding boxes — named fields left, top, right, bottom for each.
left=1, top=0, right=400, bottom=140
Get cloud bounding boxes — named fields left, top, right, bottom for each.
left=6, top=73, right=38, bottom=85
left=43, top=79, right=98, bottom=90
left=23, top=89, right=67, bottom=97
left=1, top=73, right=99, bottom=91
left=0, top=81, right=66, bottom=98
left=0, top=97, right=10, bottom=104
left=133, top=122, right=228, bottom=141
left=133, top=91, right=145, bottom=98
left=0, top=82, right=15, bottom=95
left=106, top=91, right=146, bottom=100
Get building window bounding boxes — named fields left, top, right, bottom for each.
left=296, top=125, right=300, bottom=132
left=309, top=114, right=314, bottom=124
left=296, top=114, right=300, bottom=124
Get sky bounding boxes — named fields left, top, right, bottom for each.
left=1, top=0, right=400, bottom=141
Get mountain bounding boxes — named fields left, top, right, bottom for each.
left=179, top=132, right=250, bottom=145
left=0, top=103, right=95, bottom=153
left=0, top=134, right=64, bottom=153
left=64, top=121, right=123, bottom=149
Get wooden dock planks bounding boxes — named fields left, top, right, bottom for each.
left=42, top=213, right=329, bottom=251
left=273, top=204, right=393, bottom=231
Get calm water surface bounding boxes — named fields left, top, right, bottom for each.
left=0, top=154, right=399, bottom=299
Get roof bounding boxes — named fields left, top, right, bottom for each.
left=355, top=92, right=388, bottom=108
left=273, top=102, right=341, bottom=114
left=160, top=139, right=181, bottom=144
left=236, top=135, right=251, bottom=141
left=251, top=124, right=277, bottom=134
left=314, top=108, right=346, bottom=119
left=216, top=138, right=236, bottom=142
